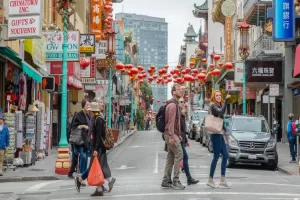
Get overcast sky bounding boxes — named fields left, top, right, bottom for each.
left=113, top=0, right=205, bottom=99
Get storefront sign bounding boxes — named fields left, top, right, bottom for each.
left=8, top=15, right=42, bottom=39
left=225, top=16, right=232, bottom=62
left=68, top=76, right=82, bottom=89
left=84, top=85, right=96, bottom=91
left=120, top=98, right=131, bottom=106
left=91, top=0, right=103, bottom=40
left=81, top=65, right=91, bottom=78
left=50, top=61, right=81, bottom=80
left=234, top=62, right=244, bottom=83
left=43, top=31, right=80, bottom=61
left=225, top=80, right=241, bottom=91
left=9, top=0, right=43, bottom=15
left=96, top=79, right=109, bottom=85
left=8, top=0, right=43, bottom=39
left=270, top=84, right=279, bottom=96
left=272, top=0, right=295, bottom=41
left=93, top=41, right=107, bottom=59
left=239, top=87, right=256, bottom=100
left=246, top=60, right=283, bottom=83
left=80, top=34, right=95, bottom=53
left=82, top=78, right=96, bottom=84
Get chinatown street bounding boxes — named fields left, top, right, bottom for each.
left=1, top=129, right=300, bottom=200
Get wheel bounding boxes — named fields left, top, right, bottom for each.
left=227, top=161, right=235, bottom=168
left=196, top=137, right=200, bottom=142
left=199, top=137, right=203, bottom=144
left=208, top=140, right=213, bottom=153
left=269, top=152, right=278, bottom=171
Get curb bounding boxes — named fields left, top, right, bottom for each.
left=0, top=176, right=59, bottom=183
left=107, top=130, right=137, bottom=154
left=0, top=193, right=20, bottom=200
left=277, top=166, right=295, bottom=175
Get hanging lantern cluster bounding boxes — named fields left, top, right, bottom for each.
left=79, top=57, right=90, bottom=69
left=103, top=1, right=114, bottom=37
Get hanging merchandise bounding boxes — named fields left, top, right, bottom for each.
left=18, top=73, right=27, bottom=111
left=36, top=102, right=45, bottom=151
left=3, top=113, right=17, bottom=171
left=15, top=111, right=24, bottom=148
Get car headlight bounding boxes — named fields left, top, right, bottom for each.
left=228, top=135, right=238, bottom=147
left=267, top=137, right=276, bottom=147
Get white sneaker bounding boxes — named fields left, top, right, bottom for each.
left=206, top=181, right=218, bottom=188
left=219, top=181, right=231, bottom=188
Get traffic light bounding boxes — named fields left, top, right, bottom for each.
left=42, top=76, right=55, bottom=91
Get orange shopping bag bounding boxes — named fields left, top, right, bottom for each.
left=88, top=156, right=105, bottom=186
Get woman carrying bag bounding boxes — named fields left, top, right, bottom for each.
left=206, top=90, right=231, bottom=188
left=75, top=99, right=116, bottom=196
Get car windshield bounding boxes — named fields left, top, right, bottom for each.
left=232, top=118, right=269, bottom=133
left=193, top=111, right=208, bottom=121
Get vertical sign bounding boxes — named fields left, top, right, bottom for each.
left=273, top=0, right=295, bottom=41
left=225, top=16, right=232, bottom=62
left=91, top=0, right=102, bottom=41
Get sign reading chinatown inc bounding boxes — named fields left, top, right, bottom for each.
left=8, top=0, right=43, bottom=39
left=43, top=31, right=80, bottom=61
left=272, top=0, right=295, bottom=41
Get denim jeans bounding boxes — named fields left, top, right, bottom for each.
left=181, top=142, right=191, bottom=179
left=209, top=134, right=228, bottom=178
left=73, top=145, right=88, bottom=174
left=289, top=138, right=297, bottom=161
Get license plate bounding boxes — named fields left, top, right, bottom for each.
left=248, top=155, right=257, bottom=159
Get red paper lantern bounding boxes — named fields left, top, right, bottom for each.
left=192, top=69, right=198, bottom=74
left=130, top=68, right=138, bottom=77
left=218, top=63, right=223, bottom=67
left=150, top=65, right=156, bottom=70
left=167, top=74, right=172, bottom=78
left=174, top=68, right=180, bottom=74
left=185, top=67, right=191, bottom=73
left=209, top=64, right=214, bottom=69
left=148, top=76, right=154, bottom=81
left=116, top=62, right=124, bottom=71
left=121, top=68, right=125, bottom=73
left=173, top=74, right=178, bottom=79
left=125, top=64, right=133, bottom=70
left=212, top=69, right=221, bottom=76
left=197, top=73, right=206, bottom=80
left=153, top=74, right=158, bottom=79
left=139, top=79, right=144, bottom=84
left=214, top=55, right=221, bottom=61
left=164, top=65, right=169, bottom=69
left=79, top=57, right=90, bottom=69
left=190, top=62, right=195, bottom=67
left=137, top=65, right=144, bottom=71
left=152, top=98, right=155, bottom=101
left=202, top=58, right=207, bottom=63
left=157, top=100, right=160, bottom=102
left=181, top=69, right=187, bottom=75
left=138, top=74, right=144, bottom=79
left=177, top=64, right=182, bottom=69
left=225, top=62, right=233, bottom=70
left=162, top=68, right=167, bottom=74
left=170, top=69, right=175, bottom=75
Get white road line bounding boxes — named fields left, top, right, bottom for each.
left=153, top=150, right=159, bottom=174
left=49, top=192, right=300, bottom=200
left=25, top=180, right=61, bottom=192
left=115, top=165, right=135, bottom=170
left=261, top=198, right=300, bottom=200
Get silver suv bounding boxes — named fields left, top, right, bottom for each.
left=227, top=115, right=278, bottom=170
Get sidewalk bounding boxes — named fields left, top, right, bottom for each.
left=277, top=142, right=300, bottom=175
left=0, top=130, right=137, bottom=183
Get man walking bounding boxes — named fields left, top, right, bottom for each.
left=0, top=109, right=9, bottom=176
left=161, top=83, right=185, bottom=190
left=287, top=113, right=297, bottom=163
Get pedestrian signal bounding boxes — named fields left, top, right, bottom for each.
left=42, top=77, right=55, bottom=91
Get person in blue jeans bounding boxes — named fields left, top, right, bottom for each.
left=178, top=98, right=199, bottom=185
left=287, top=113, right=297, bottom=163
left=207, top=90, right=231, bottom=188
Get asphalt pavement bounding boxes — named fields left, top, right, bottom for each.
left=1, top=129, right=300, bottom=200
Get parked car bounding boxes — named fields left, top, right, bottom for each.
left=226, top=115, right=278, bottom=170
left=189, top=110, right=208, bottom=141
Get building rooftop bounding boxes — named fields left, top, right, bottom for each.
left=115, top=13, right=167, bottom=23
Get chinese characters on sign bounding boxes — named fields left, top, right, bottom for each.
left=251, top=67, right=275, bottom=77
left=93, top=41, right=107, bottom=59
left=225, top=16, right=232, bottom=62
left=246, top=60, right=283, bottom=83
left=273, top=0, right=294, bottom=41
left=80, top=34, right=95, bottom=53
left=8, top=0, right=43, bottom=39
left=91, top=0, right=103, bottom=41
left=43, top=31, right=80, bottom=61
left=225, top=80, right=241, bottom=91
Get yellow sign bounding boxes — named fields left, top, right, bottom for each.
left=80, top=46, right=95, bottom=53
left=24, top=36, right=46, bottom=70
left=225, top=16, right=232, bottom=62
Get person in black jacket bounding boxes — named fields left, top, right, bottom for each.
left=68, top=99, right=90, bottom=179
left=207, top=90, right=231, bottom=188
left=75, top=99, right=116, bottom=196
left=178, top=98, right=199, bottom=185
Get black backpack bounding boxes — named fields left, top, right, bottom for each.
left=156, top=100, right=178, bottom=134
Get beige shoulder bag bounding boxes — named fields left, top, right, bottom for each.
left=204, top=105, right=224, bottom=134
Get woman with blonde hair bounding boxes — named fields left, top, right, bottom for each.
left=75, top=98, right=116, bottom=196
left=207, top=90, right=231, bottom=188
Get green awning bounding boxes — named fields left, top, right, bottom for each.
left=22, top=61, right=42, bottom=83
left=0, top=47, right=22, bottom=66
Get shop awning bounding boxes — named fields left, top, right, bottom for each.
left=0, top=47, right=22, bottom=66
left=293, top=44, right=300, bottom=78
left=68, top=75, right=83, bottom=90
left=22, top=61, right=43, bottom=83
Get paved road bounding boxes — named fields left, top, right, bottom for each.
left=2, top=129, right=300, bottom=200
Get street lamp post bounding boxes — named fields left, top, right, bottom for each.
left=106, top=27, right=117, bottom=128
left=239, top=20, right=250, bottom=115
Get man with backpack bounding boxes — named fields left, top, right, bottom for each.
left=159, top=83, right=185, bottom=190
left=287, top=113, right=297, bottom=163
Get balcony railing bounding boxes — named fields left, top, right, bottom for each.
left=251, top=34, right=274, bottom=57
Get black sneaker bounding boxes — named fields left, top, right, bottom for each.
left=187, top=178, right=199, bottom=185
left=290, top=160, right=296, bottom=163
left=74, top=177, right=81, bottom=193
left=172, top=181, right=185, bottom=190
left=161, top=182, right=173, bottom=188
left=102, top=185, right=108, bottom=192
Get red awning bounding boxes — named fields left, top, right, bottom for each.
left=68, top=75, right=83, bottom=90
left=294, top=44, right=300, bottom=78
